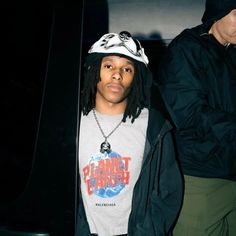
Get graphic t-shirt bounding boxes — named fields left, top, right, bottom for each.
left=79, top=108, right=148, bottom=236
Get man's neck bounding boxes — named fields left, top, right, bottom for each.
left=95, top=101, right=126, bottom=115
left=209, top=23, right=226, bottom=46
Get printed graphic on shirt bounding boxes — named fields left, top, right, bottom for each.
left=82, top=151, right=131, bottom=198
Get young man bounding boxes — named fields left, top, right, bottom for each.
left=76, top=31, right=183, bottom=236
left=158, top=0, right=236, bottom=235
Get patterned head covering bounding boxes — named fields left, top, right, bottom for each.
left=88, top=31, right=149, bottom=65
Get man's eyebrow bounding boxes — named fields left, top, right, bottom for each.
left=102, top=57, right=134, bottom=66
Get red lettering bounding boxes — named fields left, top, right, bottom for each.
left=105, top=158, right=115, bottom=173
left=90, top=162, right=95, bottom=178
left=86, top=179, right=93, bottom=195
left=94, top=176, right=106, bottom=190
left=120, top=171, right=130, bottom=185
left=84, top=156, right=131, bottom=195
left=83, top=165, right=89, bottom=182
left=121, top=157, right=131, bottom=171
left=95, top=159, right=105, bottom=176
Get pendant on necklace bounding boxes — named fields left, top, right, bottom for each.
left=100, top=140, right=111, bottom=154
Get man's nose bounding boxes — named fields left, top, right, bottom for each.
left=112, top=70, right=122, bottom=81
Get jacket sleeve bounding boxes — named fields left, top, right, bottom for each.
left=158, top=42, right=236, bottom=179
left=130, top=131, right=183, bottom=236
left=75, top=179, right=91, bottom=236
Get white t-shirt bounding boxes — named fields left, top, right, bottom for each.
left=79, top=108, right=148, bottom=236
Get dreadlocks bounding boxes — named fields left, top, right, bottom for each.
left=81, top=53, right=151, bottom=123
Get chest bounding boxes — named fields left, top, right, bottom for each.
left=197, top=50, right=236, bottom=111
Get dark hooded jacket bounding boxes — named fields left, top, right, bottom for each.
left=158, top=0, right=236, bottom=180
left=76, top=54, right=183, bottom=235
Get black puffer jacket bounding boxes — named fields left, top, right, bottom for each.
left=158, top=21, right=236, bottom=180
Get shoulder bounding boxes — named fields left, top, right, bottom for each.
left=150, top=83, right=175, bottom=125
left=148, top=107, right=173, bottom=133
left=159, top=24, right=209, bottom=71
left=168, top=24, right=208, bottom=53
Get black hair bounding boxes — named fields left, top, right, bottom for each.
left=81, top=53, right=152, bottom=123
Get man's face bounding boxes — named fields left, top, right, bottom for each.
left=96, top=55, right=135, bottom=108
left=215, top=9, right=236, bottom=45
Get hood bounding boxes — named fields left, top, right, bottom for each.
left=201, top=0, right=236, bottom=25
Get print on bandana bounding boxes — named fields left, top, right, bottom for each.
left=82, top=150, right=131, bottom=198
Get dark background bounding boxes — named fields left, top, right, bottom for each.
left=1, top=2, right=52, bottom=204
left=0, top=1, right=83, bottom=235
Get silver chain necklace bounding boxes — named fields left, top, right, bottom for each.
left=92, top=108, right=123, bottom=154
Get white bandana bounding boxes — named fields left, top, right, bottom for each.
left=88, top=31, right=149, bottom=65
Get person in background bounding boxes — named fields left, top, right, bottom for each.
left=76, top=31, right=183, bottom=236
left=158, top=0, right=236, bottom=235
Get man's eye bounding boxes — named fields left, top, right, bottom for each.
left=104, top=64, right=112, bottom=69
left=124, top=67, right=133, bottom=73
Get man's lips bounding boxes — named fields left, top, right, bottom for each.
left=107, top=83, right=124, bottom=92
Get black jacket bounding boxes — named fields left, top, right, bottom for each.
left=76, top=103, right=183, bottom=235
left=158, top=22, right=236, bottom=180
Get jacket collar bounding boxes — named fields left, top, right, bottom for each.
left=147, top=107, right=172, bottom=146
left=140, top=107, right=172, bottom=168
